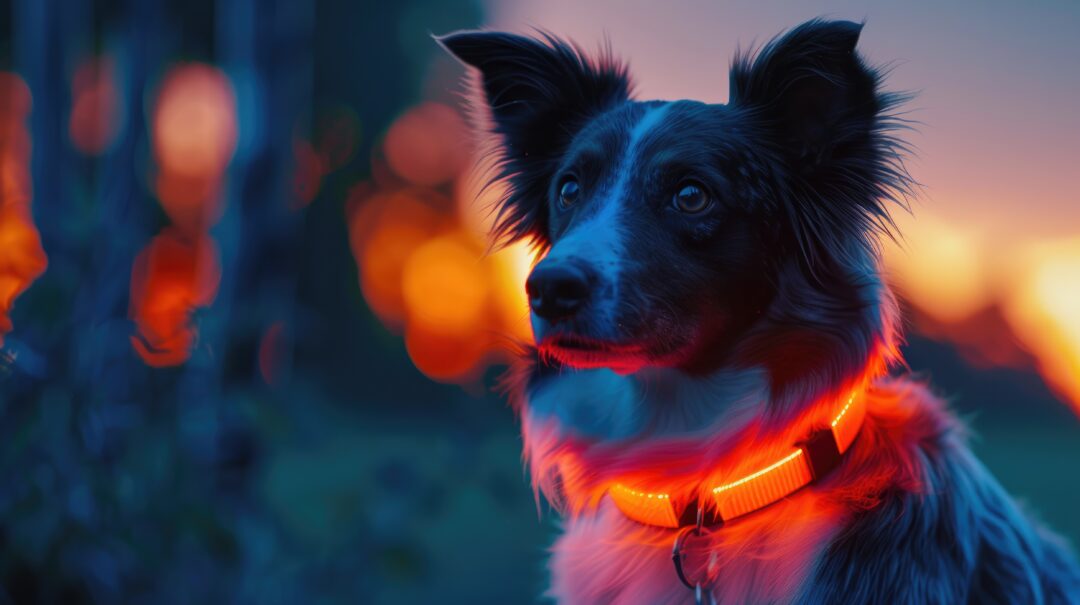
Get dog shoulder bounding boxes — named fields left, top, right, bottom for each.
left=801, top=377, right=1080, bottom=604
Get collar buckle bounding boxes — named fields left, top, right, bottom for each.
left=800, top=427, right=843, bottom=480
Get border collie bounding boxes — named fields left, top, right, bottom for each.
left=439, top=19, right=1080, bottom=604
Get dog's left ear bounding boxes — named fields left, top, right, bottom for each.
left=730, top=19, right=880, bottom=177
left=438, top=31, right=632, bottom=246
left=730, top=19, right=910, bottom=264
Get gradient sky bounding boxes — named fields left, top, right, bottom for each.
left=487, top=0, right=1080, bottom=243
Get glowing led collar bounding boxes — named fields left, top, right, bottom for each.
left=608, top=390, right=866, bottom=528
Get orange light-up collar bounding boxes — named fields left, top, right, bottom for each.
left=608, top=389, right=866, bottom=528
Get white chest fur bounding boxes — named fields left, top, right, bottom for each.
left=546, top=492, right=845, bottom=605
left=526, top=365, right=769, bottom=441
left=521, top=364, right=864, bottom=604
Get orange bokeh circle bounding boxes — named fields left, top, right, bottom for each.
left=383, top=102, right=470, bottom=187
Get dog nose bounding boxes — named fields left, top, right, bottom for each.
left=526, top=262, right=591, bottom=321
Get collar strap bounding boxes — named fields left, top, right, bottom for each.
left=608, top=390, right=866, bottom=528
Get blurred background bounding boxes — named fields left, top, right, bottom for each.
left=0, top=0, right=1077, bottom=603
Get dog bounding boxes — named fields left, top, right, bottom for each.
left=439, top=19, right=1080, bottom=604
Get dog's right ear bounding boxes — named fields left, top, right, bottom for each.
left=437, top=31, right=632, bottom=246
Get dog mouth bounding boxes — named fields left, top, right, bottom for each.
left=538, top=333, right=648, bottom=373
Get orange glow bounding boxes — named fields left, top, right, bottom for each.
left=347, top=98, right=540, bottom=383
left=831, top=392, right=865, bottom=451
left=0, top=74, right=32, bottom=206
left=0, top=71, right=46, bottom=349
left=884, top=207, right=1080, bottom=416
left=0, top=72, right=32, bottom=121
left=402, top=233, right=489, bottom=335
left=609, top=483, right=679, bottom=527
left=455, top=168, right=510, bottom=242
left=712, top=449, right=806, bottom=494
left=456, top=163, right=537, bottom=340
left=0, top=205, right=48, bottom=348
left=520, top=345, right=894, bottom=529
left=710, top=448, right=811, bottom=521
left=0, top=133, right=32, bottom=204
left=404, top=320, right=488, bottom=383
left=360, top=220, right=437, bottom=325
left=488, top=241, right=537, bottom=341
left=347, top=188, right=449, bottom=326
left=151, top=64, right=236, bottom=233
left=346, top=181, right=536, bottom=381
left=152, top=64, right=237, bottom=179
left=883, top=212, right=991, bottom=324
left=129, top=229, right=221, bottom=367
left=69, top=56, right=122, bottom=155
left=383, top=102, right=470, bottom=187
left=605, top=390, right=865, bottom=527
left=1002, top=241, right=1080, bottom=416
left=154, top=170, right=224, bottom=232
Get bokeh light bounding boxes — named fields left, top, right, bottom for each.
left=455, top=165, right=509, bottom=242
left=402, top=232, right=489, bottom=335
left=884, top=211, right=991, bottom=324
left=0, top=72, right=47, bottom=349
left=0, top=71, right=32, bottom=121
left=69, top=55, right=123, bottom=155
left=1002, top=240, right=1080, bottom=416
left=383, top=102, right=470, bottom=187
left=0, top=205, right=48, bottom=348
left=347, top=99, right=537, bottom=383
left=0, top=72, right=32, bottom=204
left=153, top=170, right=225, bottom=228
left=129, top=229, right=221, bottom=367
left=883, top=213, right=1080, bottom=416
left=131, top=63, right=237, bottom=366
left=152, top=63, right=237, bottom=232
left=153, top=64, right=237, bottom=179
left=348, top=187, right=450, bottom=327
left=404, top=320, right=489, bottom=382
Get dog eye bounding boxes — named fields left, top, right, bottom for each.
left=558, top=178, right=580, bottom=208
left=673, top=182, right=711, bottom=214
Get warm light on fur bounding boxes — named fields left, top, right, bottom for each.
left=515, top=340, right=892, bottom=526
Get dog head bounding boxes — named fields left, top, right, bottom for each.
left=440, top=20, right=909, bottom=386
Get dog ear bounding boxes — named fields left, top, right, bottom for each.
left=730, top=20, right=878, bottom=172
left=438, top=31, right=632, bottom=246
left=729, top=19, right=910, bottom=264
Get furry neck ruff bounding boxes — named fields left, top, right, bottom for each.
left=514, top=303, right=895, bottom=521
left=510, top=309, right=898, bottom=602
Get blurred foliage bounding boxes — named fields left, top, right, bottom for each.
left=0, top=1, right=549, bottom=603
